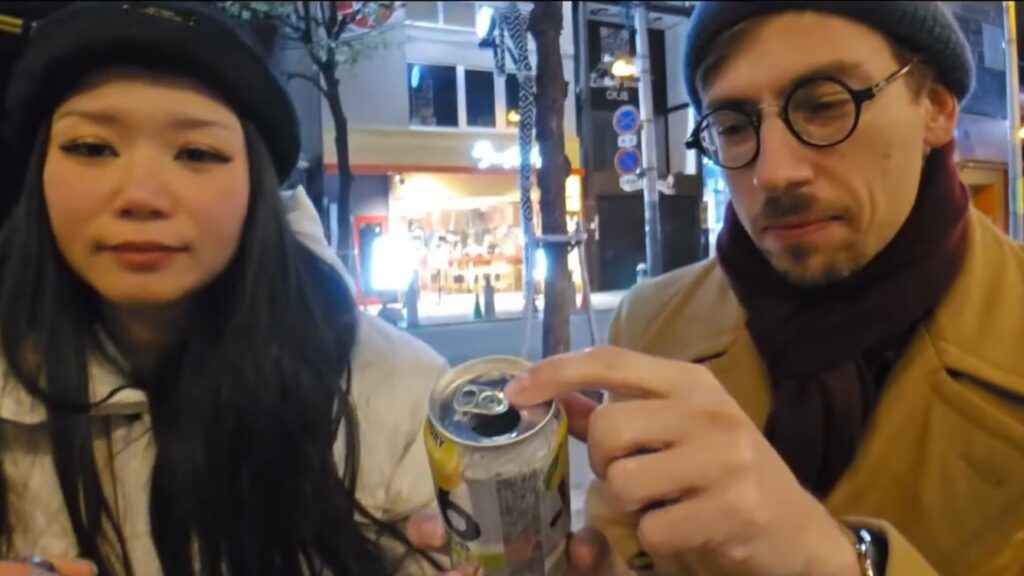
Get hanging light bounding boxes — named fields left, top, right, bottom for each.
left=410, top=64, right=422, bottom=89
left=476, top=5, right=496, bottom=38
left=611, top=56, right=637, bottom=78
left=506, top=109, right=521, bottom=124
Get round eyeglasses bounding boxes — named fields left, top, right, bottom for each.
left=685, top=61, right=917, bottom=169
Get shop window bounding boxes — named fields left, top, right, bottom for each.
left=404, top=2, right=440, bottom=23
left=504, top=74, right=521, bottom=126
left=465, top=69, right=496, bottom=128
left=405, top=1, right=477, bottom=29
left=443, top=2, right=477, bottom=28
left=409, top=64, right=458, bottom=127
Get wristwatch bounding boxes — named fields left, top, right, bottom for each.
left=848, top=526, right=888, bottom=576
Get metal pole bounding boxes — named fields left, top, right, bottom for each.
left=1006, top=1, right=1024, bottom=241
left=635, top=2, right=662, bottom=275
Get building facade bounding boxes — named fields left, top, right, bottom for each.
left=308, top=2, right=584, bottom=316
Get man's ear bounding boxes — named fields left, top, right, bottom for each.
left=922, top=83, right=958, bottom=149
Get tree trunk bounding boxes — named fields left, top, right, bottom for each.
left=529, top=3, right=572, bottom=359
left=322, top=64, right=355, bottom=271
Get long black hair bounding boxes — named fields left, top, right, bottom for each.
left=0, top=120, right=408, bottom=575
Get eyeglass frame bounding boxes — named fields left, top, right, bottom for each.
left=684, top=60, right=919, bottom=170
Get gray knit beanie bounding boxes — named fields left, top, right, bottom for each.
left=683, top=1, right=975, bottom=115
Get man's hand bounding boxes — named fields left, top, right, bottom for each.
left=504, top=347, right=861, bottom=576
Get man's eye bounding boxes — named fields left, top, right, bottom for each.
left=715, top=123, right=748, bottom=137
left=59, top=141, right=118, bottom=158
left=176, top=147, right=231, bottom=164
left=804, top=98, right=849, bottom=113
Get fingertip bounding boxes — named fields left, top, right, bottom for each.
left=504, top=374, right=532, bottom=405
left=407, top=509, right=448, bottom=550
left=568, top=526, right=609, bottom=571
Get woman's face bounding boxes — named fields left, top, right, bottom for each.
left=44, top=71, right=250, bottom=307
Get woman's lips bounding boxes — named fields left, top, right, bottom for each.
left=104, top=242, right=186, bottom=272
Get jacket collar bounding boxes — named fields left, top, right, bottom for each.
left=924, top=209, right=1024, bottom=398
left=0, top=329, right=149, bottom=425
left=676, top=208, right=1024, bottom=401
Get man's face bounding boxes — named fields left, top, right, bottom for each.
left=699, top=12, right=957, bottom=286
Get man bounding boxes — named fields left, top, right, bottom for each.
left=496, top=2, right=1024, bottom=576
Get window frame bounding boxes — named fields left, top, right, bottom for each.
left=408, top=62, right=518, bottom=133
left=404, top=1, right=480, bottom=30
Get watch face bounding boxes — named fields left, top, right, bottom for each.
left=851, top=527, right=887, bottom=576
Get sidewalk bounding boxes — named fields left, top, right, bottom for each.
left=366, top=290, right=627, bottom=326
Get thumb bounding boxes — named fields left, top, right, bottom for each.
left=405, top=508, right=448, bottom=552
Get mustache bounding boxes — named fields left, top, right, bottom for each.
left=752, top=192, right=844, bottom=229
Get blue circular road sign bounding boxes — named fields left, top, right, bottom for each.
left=613, top=105, right=640, bottom=135
left=615, top=147, right=642, bottom=175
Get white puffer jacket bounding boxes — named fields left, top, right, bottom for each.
left=0, top=187, right=446, bottom=574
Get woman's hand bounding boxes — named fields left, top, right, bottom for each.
left=0, top=559, right=97, bottom=576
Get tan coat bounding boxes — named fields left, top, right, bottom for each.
left=589, top=209, right=1024, bottom=575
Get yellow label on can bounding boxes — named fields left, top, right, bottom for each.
left=544, top=408, right=570, bottom=491
left=424, top=419, right=463, bottom=492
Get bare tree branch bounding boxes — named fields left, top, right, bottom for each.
left=324, top=2, right=340, bottom=42
left=286, top=72, right=329, bottom=99
left=305, top=44, right=328, bottom=72
left=299, top=1, right=314, bottom=45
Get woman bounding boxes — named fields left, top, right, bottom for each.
left=0, top=2, right=445, bottom=575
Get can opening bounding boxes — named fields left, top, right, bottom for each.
left=469, top=407, right=522, bottom=437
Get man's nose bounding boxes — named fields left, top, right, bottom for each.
left=752, top=114, right=814, bottom=195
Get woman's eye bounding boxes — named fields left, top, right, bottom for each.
left=176, top=147, right=231, bottom=164
left=59, top=141, right=118, bottom=158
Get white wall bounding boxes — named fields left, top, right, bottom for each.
left=276, top=42, right=324, bottom=158
left=334, top=26, right=410, bottom=130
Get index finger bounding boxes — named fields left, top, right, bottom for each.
left=506, top=347, right=702, bottom=407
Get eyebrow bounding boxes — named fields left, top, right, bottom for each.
left=703, top=60, right=874, bottom=112
left=52, top=109, right=236, bottom=133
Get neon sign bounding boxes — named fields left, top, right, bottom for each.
left=471, top=141, right=542, bottom=170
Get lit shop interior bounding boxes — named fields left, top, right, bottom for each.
left=361, top=168, right=585, bottom=313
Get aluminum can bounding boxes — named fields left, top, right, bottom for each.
left=424, top=356, right=570, bottom=575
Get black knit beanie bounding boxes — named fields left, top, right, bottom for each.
left=4, top=1, right=300, bottom=183
left=683, top=1, right=976, bottom=115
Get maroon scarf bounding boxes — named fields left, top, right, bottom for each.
left=715, top=142, right=969, bottom=496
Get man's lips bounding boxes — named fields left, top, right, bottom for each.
left=761, top=216, right=843, bottom=242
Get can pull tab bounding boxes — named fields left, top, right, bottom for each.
left=454, top=385, right=510, bottom=415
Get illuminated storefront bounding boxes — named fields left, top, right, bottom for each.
left=334, top=128, right=584, bottom=318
